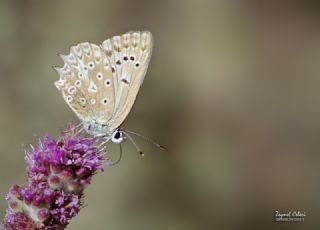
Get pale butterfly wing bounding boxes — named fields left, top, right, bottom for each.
left=54, top=42, right=116, bottom=127
left=54, top=31, right=153, bottom=137
left=101, top=31, right=153, bottom=131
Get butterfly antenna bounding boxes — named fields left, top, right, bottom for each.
left=123, top=131, right=145, bottom=157
left=124, top=130, right=168, bottom=151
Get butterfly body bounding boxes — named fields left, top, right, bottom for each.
left=54, top=31, right=153, bottom=141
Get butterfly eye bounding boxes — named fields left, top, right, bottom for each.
left=116, top=60, right=121, bottom=65
left=123, top=56, right=128, bottom=61
left=68, top=86, right=76, bottom=94
left=114, top=131, right=121, bottom=139
left=135, top=62, right=140, bottom=68
left=75, top=80, right=82, bottom=87
left=80, top=98, right=86, bottom=105
left=96, top=72, right=103, bottom=80
left=88, top=62, right=95, bottom=69
left=101, top=98, right=108, bottom=105
left=130, top=56, right=135, bottom=61
left=104, top=79, right=111, bottom=86
left=66, top=95, right=73, bottom=102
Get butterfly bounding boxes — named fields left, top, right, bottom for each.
left=54, top=31, right=154, bottom=149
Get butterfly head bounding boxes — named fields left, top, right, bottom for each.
left=83, top=118, right=125, bottom=144
left=111, top=129, right=124, bottom=144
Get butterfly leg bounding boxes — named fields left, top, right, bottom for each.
left=63, top=122, right=83, bottom=135
left=98, top=141, right=123, bottom=166
left=109, top=143, right=123, bottom=165
left=75, top=126, right=85, bottom=135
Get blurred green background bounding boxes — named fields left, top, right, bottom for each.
left=1, top=0, right=320, bottom=229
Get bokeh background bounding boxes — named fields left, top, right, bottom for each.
left=1, top=0, right=320, bottom=229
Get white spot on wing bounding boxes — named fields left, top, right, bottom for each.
left=66, top=95, right=73, bottom=102
left=96, top=72, right=103, bottom=80
left=88, top=80, right=98, bottom=93
left=75, top=80, right=82, bottom=87
left=68, top=86, right=76, bottom=94
left=80, top=98, right=86, bottom=105
left=78, top=72, right=84, bottom=79
left=104, top=79, right=111, bottom=86
left=101, top=98, right=108, bottom=105
left=121, top=72, right=130, bottom=84
left=82, top=42, right=91, bottom=55
left=54, top=80, right=65, bottom=90
left=88, top=62, right=95, bottom=69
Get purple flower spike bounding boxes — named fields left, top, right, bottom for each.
left=1, top=124, right=109, bottom=229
